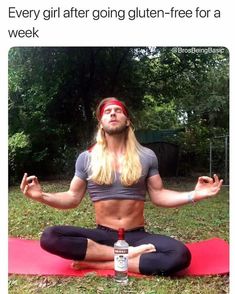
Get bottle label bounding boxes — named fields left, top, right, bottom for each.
left=114, top=249, right=128, bottom=271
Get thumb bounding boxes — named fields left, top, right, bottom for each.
left=198, top=177, right=204, bottom=183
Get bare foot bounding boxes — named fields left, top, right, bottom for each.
left=71, top=260, right=113, bottom=270
left=71, top=244, right=156, bottom=270
left=129, top=243, right=156, bottom=258
left=71, top=261, right=81, bottom=270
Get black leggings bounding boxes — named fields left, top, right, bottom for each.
left=40, top=225, right=191, bottom=276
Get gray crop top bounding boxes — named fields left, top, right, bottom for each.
left=75, top=147, right=159, bottom=202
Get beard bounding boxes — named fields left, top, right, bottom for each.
left=102, top=123, right=128, bottom=135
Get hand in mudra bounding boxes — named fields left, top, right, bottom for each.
left=20, top=173, right=43, bottom=199
left=194, top=174, right=223, bottom=200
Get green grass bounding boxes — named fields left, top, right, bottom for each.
left=8, top=179, right=229, bottom=293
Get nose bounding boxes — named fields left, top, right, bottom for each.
left=110, top=109, right=116, bottom=116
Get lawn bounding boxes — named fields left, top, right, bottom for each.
left=8, top=179, right=229, bottom=294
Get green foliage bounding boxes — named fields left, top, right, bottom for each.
left=9, top=132, right=30, bottom=153
left=8, top=47, right=229, bottom=181
left=9, top=132, right=31, bottom=184
left=134, top=95, right=180, bottom=130
left=132, top=48, right=229, bottom=175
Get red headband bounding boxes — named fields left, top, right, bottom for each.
left=99, top=100, right=129, bottom=119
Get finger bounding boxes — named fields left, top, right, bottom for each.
left=213, top=178, right=223, bottom=188
left=33, top=177, right=39, bottom=185
left=213, top=174, right=219, bottom=184
left=219, top=179, right=223, bottom=188
left=211, top=181, right=223, bottom=194
left=20, top=173, right=27, bottom=191
left=199, top=176, right=213, bottom=184
left=26, top=175, right=37, bottom=184
left=23, top=184, right=29, bottom=195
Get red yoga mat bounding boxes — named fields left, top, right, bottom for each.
left=8, top=237, right=229, bottom=277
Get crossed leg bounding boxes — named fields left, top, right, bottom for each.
left=40, top=225, right=191, bottom=276
left=72, top=239, right=156, bottom=273
left=72, top=235, right=191, bottom=275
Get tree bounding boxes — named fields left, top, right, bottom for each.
left=8, top=47, right=149, bottom=181
left=133, top=47, right=229, bottom=175
left=8, top=47, right=229, bottom=182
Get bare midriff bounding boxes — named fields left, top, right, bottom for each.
left=94, top=199, right=145, bottom=230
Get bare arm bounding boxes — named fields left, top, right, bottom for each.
left=20, top=173, right=87, bottom=209
left=147, top=174, right=223, bottom=208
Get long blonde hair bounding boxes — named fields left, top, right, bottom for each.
left=88, top=124, right=143, bottom=186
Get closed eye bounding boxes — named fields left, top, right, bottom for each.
left=104, top=107, right=123, bottom=114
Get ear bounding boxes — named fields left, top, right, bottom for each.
left=126, top=119, right=130, bottom=127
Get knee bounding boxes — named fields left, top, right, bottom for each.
left=165, top=245, right=191, bottom=275
left=40, top=226, right=60, bottom=252
left=175, top=245, right=191, bottom=269
left=139, top=244, right=191, bottom=276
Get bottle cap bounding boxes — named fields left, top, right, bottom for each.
left=118, top=228, right=125, bottom=240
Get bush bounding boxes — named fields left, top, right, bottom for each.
left=9, top=132, right=31, bottom=184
